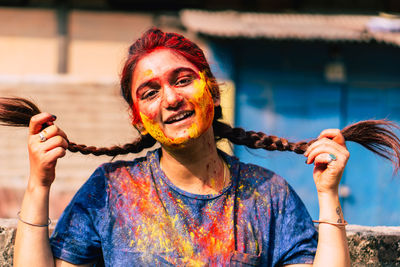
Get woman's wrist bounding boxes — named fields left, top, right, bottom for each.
left=26, top=184, right=51, bottom=196
left=27, top=174, right=53, bottom=192
left=317, top=191, right=345, bottom=222
left=317, top=189, right=339, bottom=200
left=20, top=181, right=51, bottom=226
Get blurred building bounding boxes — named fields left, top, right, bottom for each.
left=181, top=10, right=400, bottom=226
left=0, top=1, right=399, bottom=225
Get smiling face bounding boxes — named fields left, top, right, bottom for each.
left=131, top=48, right=217, bottom=148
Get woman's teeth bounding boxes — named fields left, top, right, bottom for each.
left=165, top=111, right=194, bottom=124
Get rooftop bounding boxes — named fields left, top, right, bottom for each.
left=180, top=10, right=400, bottom=47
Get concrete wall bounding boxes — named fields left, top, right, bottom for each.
left=68, top=11, right=153, bottom=78
left=0, top=8, right=58, bottom=75
left=0, top=220, right=399, bottom=266
left=0, top=7, right=154, bottom=77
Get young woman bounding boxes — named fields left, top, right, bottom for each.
left=3, top=28, right=399, bottom=266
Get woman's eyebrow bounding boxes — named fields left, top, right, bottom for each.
left=169, top=67, right=197, bottom=81
left=136, top=79, right=158, bottom=95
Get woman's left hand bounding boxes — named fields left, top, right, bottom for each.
left=304, top=129, right=350, bottom=194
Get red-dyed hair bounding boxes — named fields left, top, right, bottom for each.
left=120, top=28, right=219, bottom=125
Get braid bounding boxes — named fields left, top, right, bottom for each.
left=213, top=120, right=309, bottom=153
left=213, top=119, right=400, bottom=172
left=67, top=135, right=156, bottom=156
left=0, top=97, right=155, bottom=156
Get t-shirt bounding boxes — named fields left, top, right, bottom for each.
left=50, top=148, right=317, bottom=266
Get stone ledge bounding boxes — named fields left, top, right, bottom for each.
left=0, top=219, right=17, bottom=267
left=1, top=219, right=399, bottom=266
left=346, top=225, right=400, bottom=266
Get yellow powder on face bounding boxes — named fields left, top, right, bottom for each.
left=139, top=71, right=214, bottom=147
left=209, top=177, right=217, bottom=188
left=140, top=112, right=187, bottom=147
left=144, top=69, right=153, bottom=77
left=192, top=71, right=214, bottom=134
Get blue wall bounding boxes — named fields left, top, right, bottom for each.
left=210, top=40, right=400, bottom=226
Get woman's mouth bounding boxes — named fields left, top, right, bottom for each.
left=164, top=111, right=194, bottom=124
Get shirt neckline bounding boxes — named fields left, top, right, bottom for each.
left=148, top=148, right=238, bottom=200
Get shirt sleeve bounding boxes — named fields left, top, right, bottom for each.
left=50, top=166, right=107, bottom=265
left=277, top=183, right=318, bottom=266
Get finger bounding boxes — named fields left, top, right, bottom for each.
left=36, top=124, right=68, bottom=142
left=305, top=137, right=346, bottom=157
left=41, top=135, right=69, bottom=152
left=43, top=146, right=67, bottom=164
left=307, top=146, right=340, bottom=165
left=306, top=144, right=349, bottom=165
left=314, top=153, right=337, bottom=165
left=29, top=113, right=56, bottom=135
left=318, top=128, right=346, bottom=146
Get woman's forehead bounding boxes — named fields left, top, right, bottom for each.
left=133, top=48, right=199, bottom=82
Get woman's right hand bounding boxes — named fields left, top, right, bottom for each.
left=14, top=112, right=69, bottom=267
left=28, top=113, right=68, bottom=188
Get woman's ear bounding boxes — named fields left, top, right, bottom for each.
left=133, top=122, right=148, bottom=135
left=129, top=105, right=148, bottom=135
left=211, top=87, right=221, bottom=107
left=205, top=77, right=220, bottom=107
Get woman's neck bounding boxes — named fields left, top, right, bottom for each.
left=160, top=128, right=228, bottom=195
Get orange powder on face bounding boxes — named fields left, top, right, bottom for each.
left=140, top=71, right=214, bottom=147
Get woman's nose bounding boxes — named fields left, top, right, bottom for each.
left=162, top=86, right=183, bottom=109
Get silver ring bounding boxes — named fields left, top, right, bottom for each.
left=39, top=132, right=47, bottom=142
left=327, top=153, right=337, bottom=164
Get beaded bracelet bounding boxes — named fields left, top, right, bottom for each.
left=17, top=211, right=51, bottom=227
left=313, top=220, right=348, bottom=227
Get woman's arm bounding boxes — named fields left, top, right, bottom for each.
left=302, top=129, right=351, bottom=267
left=14, top=178, right=54, bottom=266
left=12, top=113, right=87, bottom=267
left=312, top=191, right=349, bottom=266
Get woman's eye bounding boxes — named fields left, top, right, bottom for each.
left=175, top=77, right=193, bottom=87
left=141, top=90, right=158, bottom=100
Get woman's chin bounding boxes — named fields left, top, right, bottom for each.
left=162, top=135, right=193, bottom=148
left=157, top=132, right=199, bottom=149
left=160, top=128, right=215, bottom=151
